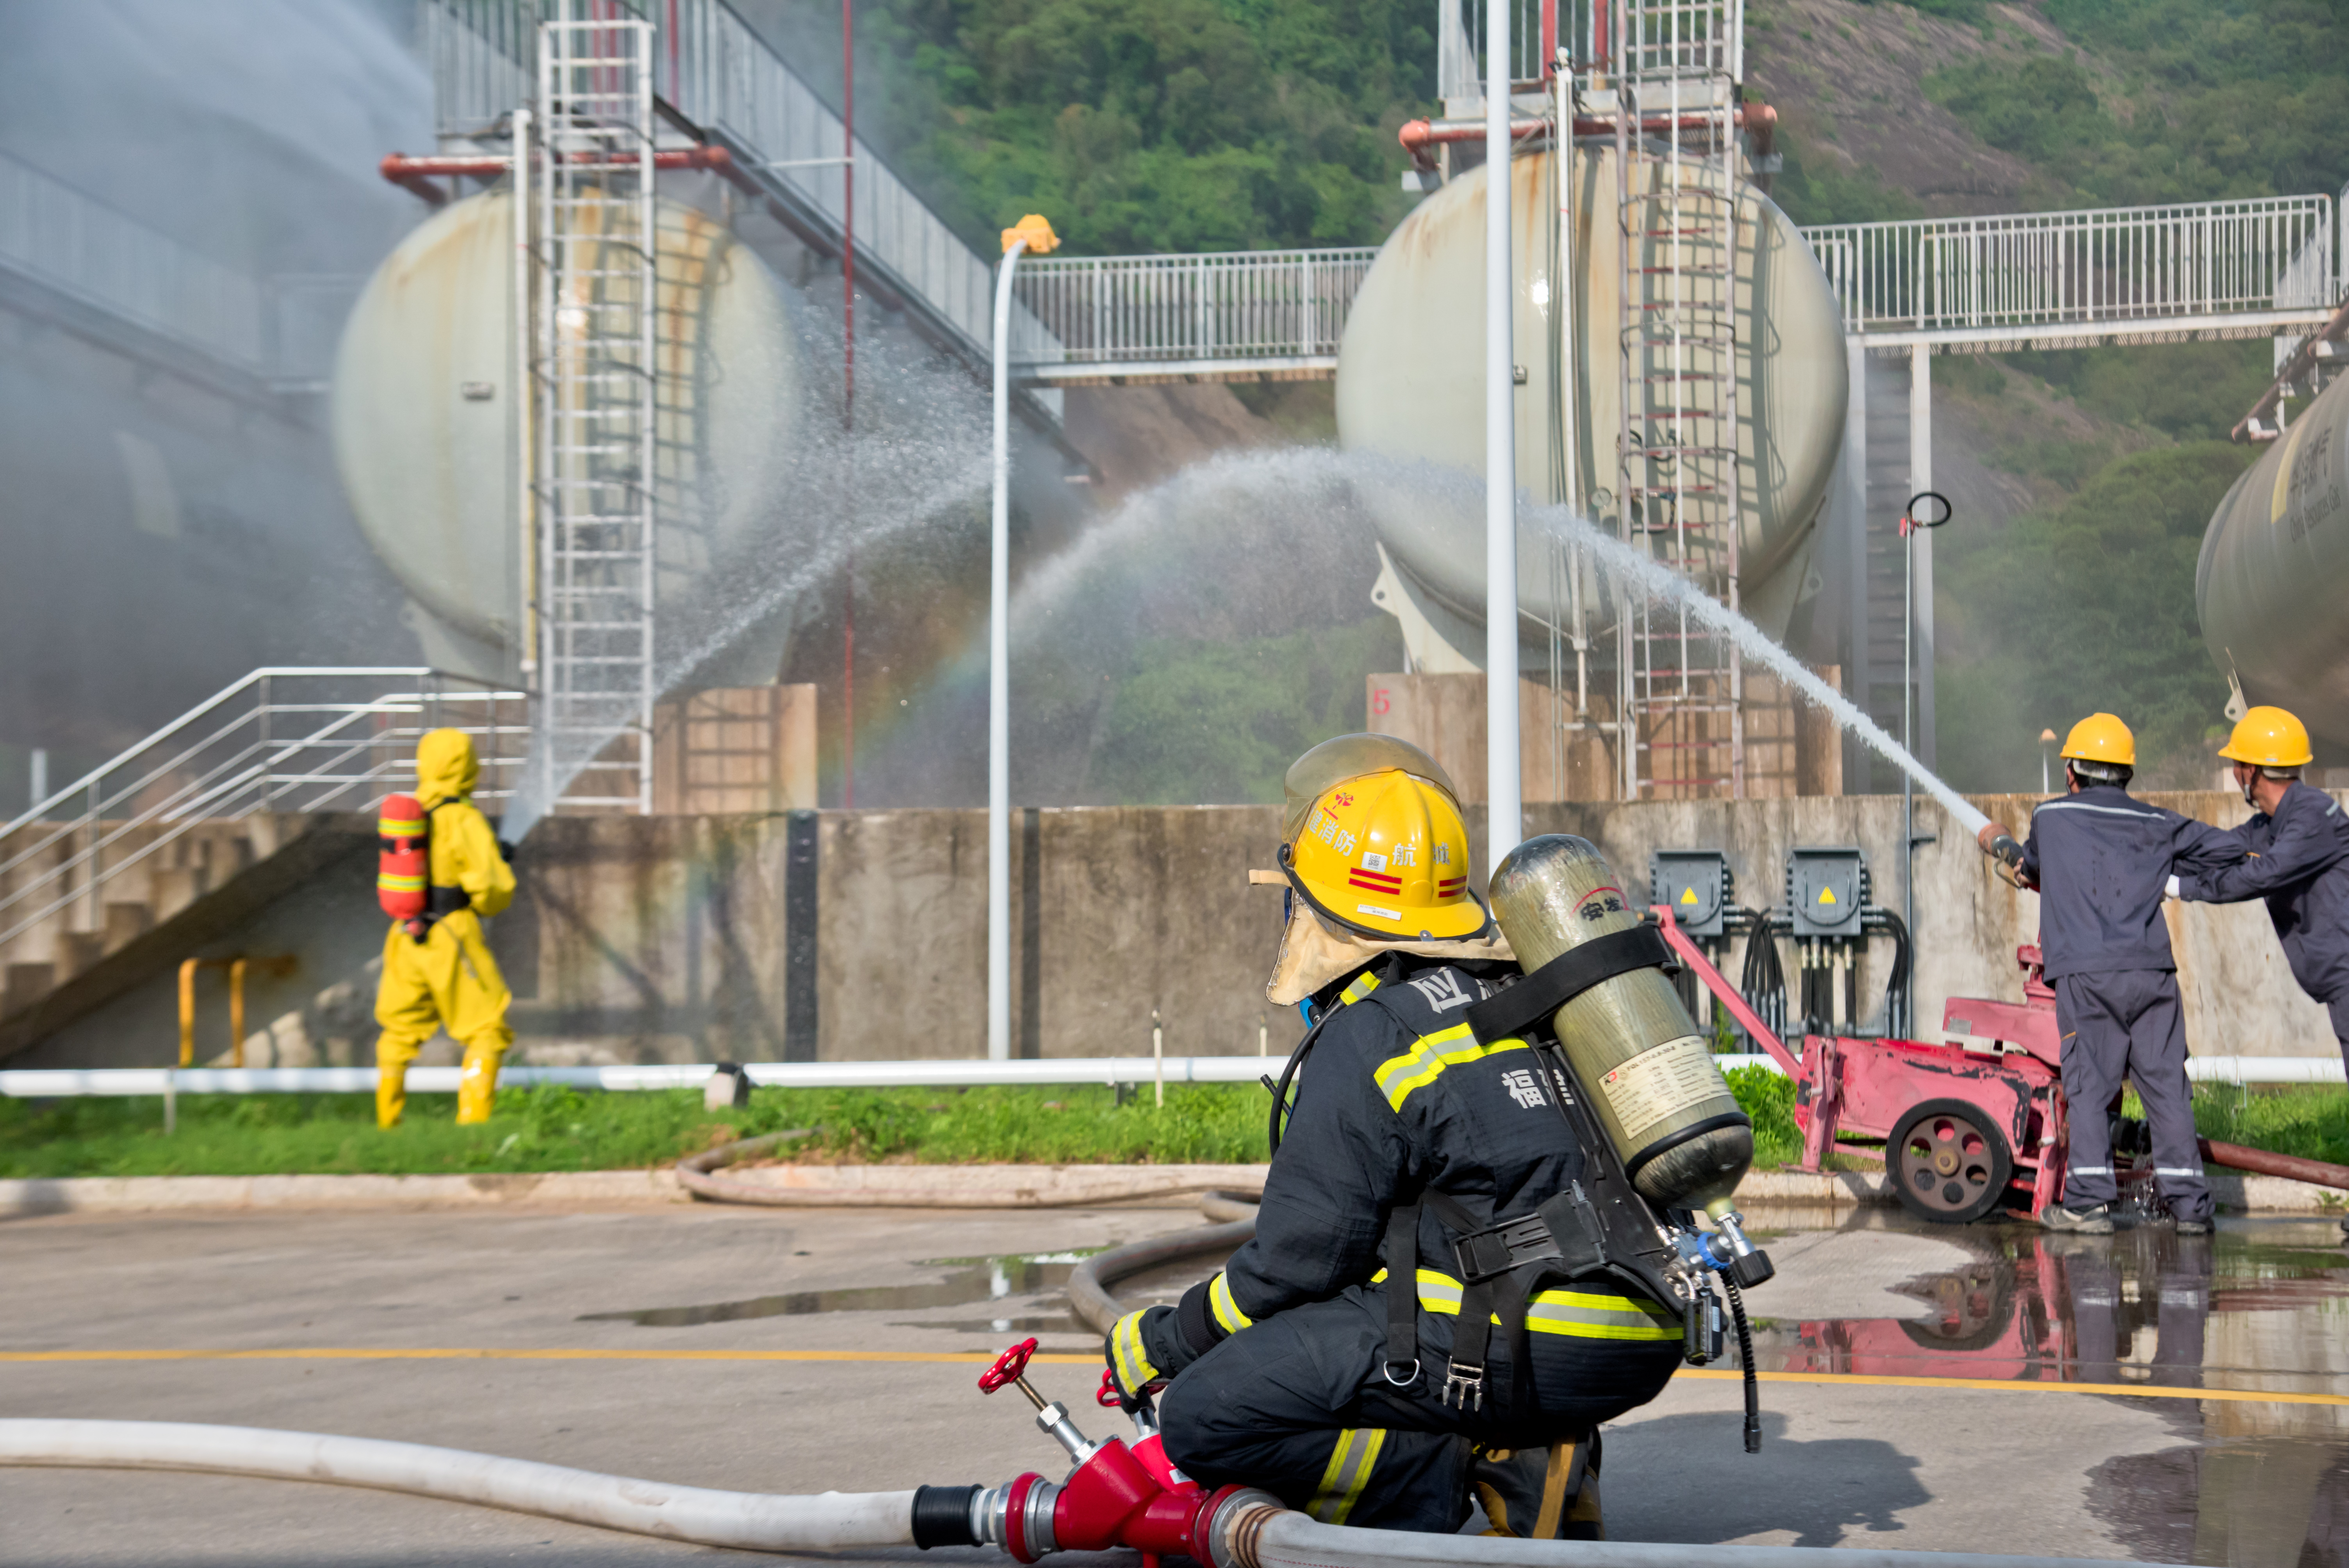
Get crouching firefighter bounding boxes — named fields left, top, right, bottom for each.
left=1103, top=735, right=1773, bottom=1537
left=372, top=728, right=517, bottom=1129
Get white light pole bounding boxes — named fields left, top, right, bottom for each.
left=1484, top=0, right=1521, bottom=872
left=990, top=215, right=1055, bottom=1062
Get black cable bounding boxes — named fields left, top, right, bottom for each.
left=1862, top=906, right=1913, bottom=1038
left=1723, top=1275, right=1761, bottom=1454
left=1735, top=908, right=1785, bottom=1042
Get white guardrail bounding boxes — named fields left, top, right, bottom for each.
left=5, top=1053, right=2339, bottom=1097
left=0, top=668, right=526, bottom=952
left=1011, top=249, right=1378, bottom=381
left=1807, top=192, right=2338, bottom=346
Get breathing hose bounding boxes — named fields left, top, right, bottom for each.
left=1722, top=1276, right=1761, bottom=1455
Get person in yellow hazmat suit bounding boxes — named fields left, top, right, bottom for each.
left=374, top=729, right=517, bottom=1128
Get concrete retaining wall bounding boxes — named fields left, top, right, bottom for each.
left=11, top=791, right=2341, bottom=1072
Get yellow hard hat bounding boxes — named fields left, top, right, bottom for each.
left=1280, top=740, right=1487, bottom=942
left=2217, top=705, right=2313, bottom=768
left=2060, top=713, right=2135, bottom=767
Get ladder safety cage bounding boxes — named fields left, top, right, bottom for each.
left=1605, top=0, right=1748, bottom=801
left=533, top=14, right=658, bottom=813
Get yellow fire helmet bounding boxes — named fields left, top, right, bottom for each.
left=2217, top=705, right=2313, bottom=769
left=1279, top=734, right=1490, bottom=941
left=2059, top=712, right=2136, bottom=768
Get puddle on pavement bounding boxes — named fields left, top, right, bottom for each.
left=579, top=1251, right=1105, bottom=1327
left=1760, top=1211, right=2349, bottom=1565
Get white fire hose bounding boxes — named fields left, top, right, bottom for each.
left=0, top=1416, right=2175, bottom=1568
left=0, top=1419, right=913, bottom=1552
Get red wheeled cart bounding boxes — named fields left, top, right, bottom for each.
left=1653, top=906, right=2073, bottom=1223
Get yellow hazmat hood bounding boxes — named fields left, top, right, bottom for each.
left=413, top=728, right=479, bottom=809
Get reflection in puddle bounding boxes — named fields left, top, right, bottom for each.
left=579, top=1252, right=1101, bottom=1327
left=1767, top=1215, right=2349, bottom=1565
left=1765, top=1219, right=2349, bottom=1391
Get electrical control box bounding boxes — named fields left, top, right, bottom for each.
left=1650, top=850, right=1733, bottom=938
left=1786, top=846, right=1869, bottom=939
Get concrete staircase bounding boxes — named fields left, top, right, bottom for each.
left=0, top=813, right=372, bottom=1062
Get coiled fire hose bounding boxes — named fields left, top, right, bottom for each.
left=0, top=1203, right=2185, bottom=1564
left=1, top=1190, right=2187, bottom=1568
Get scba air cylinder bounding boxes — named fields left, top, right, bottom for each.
left=1488, top=834, right=1753, bottom=1213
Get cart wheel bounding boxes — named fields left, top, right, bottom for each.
left=1889, top=1099, right=2014, bottom=1224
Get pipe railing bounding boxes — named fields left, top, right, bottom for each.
left=1807, top=194, right=2338, bottom=342
left=0, top=669, right=527, bottom=955
left=1011, top=249, right=1377, bottom=378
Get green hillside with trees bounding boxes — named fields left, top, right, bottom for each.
left=757, top=0, right=2347, bottom=798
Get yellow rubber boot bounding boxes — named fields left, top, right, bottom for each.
left=456, top=1040, right=505, bottom=1124
left=374, top=1035, right=421, bottom=1129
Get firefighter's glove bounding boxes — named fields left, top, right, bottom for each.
left=1104, top=1305, right=1179, bottom=1411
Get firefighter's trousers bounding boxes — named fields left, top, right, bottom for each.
left=2055, top=969, right=2209, bottom=1221
left=374, top=909, right=513, bottom=1128
left=1157, top=1283, right=1678, bottom=1533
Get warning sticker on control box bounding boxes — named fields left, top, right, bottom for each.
left=1598, top=1034, right=1725, bottom=1148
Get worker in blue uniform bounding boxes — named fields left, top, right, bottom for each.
left=1977, top=714, right=2243, bottom=1235
left=2174, top=707, right=2349, bottom=1072
left=1103, top=735, right=1682, bottom=1537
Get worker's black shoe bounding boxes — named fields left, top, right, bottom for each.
left=2041, top=1202, right=2114, bottom=1235
left=2173, top=1212, right=2214, bottom=1236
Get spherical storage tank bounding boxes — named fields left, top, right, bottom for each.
left=1338, top=144, right=1848, bottom=644
left=331, top=187, right=802, bottom=682
left=2198, top=367, right=2349, bottom=757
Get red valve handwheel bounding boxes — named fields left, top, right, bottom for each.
left=980, top=1336, right=1040, bottom=1393
left=1097, top=1368, right=1123, bottom=1408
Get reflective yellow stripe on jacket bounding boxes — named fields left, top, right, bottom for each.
left=1338, top=970, right=1382, bottom=1005
left=1372, top=1023, right=1529, bottom=1112
left=1308, top=1427, right=1388, bottom=1524
left=1207, top=1271, right=1254, bottom=1335
left=1371, top=1267, right=1678, bottom=1342
left=1109, top=1308, right=1160, bottom=1394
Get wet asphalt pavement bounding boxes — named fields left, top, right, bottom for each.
left=3, top=1199, right=2346, bottom=1565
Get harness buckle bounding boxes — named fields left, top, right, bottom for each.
left=1382, top=1358, right=1421, bottom=1388
left=1440, top=1359, right=1485, bottom=1411
left=1453, top=1214, right=1561, bottom=1285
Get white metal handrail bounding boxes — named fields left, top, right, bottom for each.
left=1010, top=249, right=1378, bottom=372
left=1807, top=194, right=2337, bottom=341
left=0, top=670, right=527, bottom=954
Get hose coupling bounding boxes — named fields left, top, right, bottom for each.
left=965, top=1474, right=1060, bottom=1561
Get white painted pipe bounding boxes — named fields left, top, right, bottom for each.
left=0, top=1056, right=1287, bottom=1098
left=0, top=1419, right=914, bottom=1552
left=7, top=1053, right=2340, bottom=1099
left=988, top=239, right=1028, bottom=1065
left=1481, top=0, right=1521, bottom=872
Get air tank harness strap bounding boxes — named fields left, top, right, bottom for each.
left=1382, top=1192, right=1545, bottom=1415
left=403, top=800, right=472, bottom=942
left=1463, top=925, right=1676, bottom=1047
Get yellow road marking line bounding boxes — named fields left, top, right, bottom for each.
left=1680, top=1368, right=2349, bottom=1408
left=0, top=1348, right=1101, bottom=1365
left=2, top=1349, right=2345, bottom=1406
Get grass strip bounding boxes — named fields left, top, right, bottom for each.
left=4, top=1067, right=2341, bottom=1181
